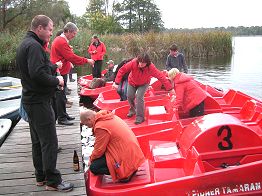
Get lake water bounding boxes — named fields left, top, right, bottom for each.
left=188, top=36, right=262, bottom=100
left=2, top=36, right=261, bottom=100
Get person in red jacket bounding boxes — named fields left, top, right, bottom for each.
left=87, top=35, right=106, bottom=78
left=80, top=108, right=145, bottom=183
left=50, top=22, right=94, bottom=125
left=113, top=52, right=173, bottom=124
left=168, top=68, right=207, bottom=117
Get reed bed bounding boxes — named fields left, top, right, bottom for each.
left=0, top=29, right=232, bottom=70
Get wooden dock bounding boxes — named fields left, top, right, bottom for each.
left=0, top=75, right=87, bottom=195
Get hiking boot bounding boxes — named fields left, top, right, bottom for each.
left=46, top=181, right=74, bottom=192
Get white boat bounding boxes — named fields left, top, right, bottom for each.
left=0, top=77, right=21, bottom=101
left=0, top=119, right=12, bottom=146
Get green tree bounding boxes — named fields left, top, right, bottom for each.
left=0, top=0, right=72, bottom=31
left=81, top=0, right=123, bottom=34
left=116, top=0, right=163, bottom=33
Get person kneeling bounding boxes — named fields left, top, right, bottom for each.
left=80, top=108, right=145, bottom=182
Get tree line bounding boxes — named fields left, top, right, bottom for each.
left=1, top=0, right=262, bottom=35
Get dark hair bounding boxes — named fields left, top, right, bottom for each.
left=92, top=35, right=98, bottom=39
left=137, top=53, right=151, bottom=66
left=31, top=15, right=52, bottom=30
left=170, top=44, right=178, bottom=51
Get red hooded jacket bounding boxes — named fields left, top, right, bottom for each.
left=91, top=110, right=145, bottom=182
left=115, top=58, right=172, bottom=90
left=173, top=73, right=207, bottom=112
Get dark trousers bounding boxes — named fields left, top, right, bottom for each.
left=24, top=101, right=62, bottom=186
left=56, top=74, right=69, bottom=121
left=69, top=67, right=74, bottom=81
left=89, top=155, right=110, bottom=175
left=92, top=60, right=103, bottom=78
left=56, top=90, right=68, bottom=121
left=189, top=101, right=205, bottom=117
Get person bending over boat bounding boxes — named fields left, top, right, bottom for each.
left=80, top=108, right=145, bottom=183
left=113, top=53, right=173, bottom=124
left=168, top=68, right=207, bottom=118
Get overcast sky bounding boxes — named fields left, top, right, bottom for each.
left=65, top=0, right=261, bottom=29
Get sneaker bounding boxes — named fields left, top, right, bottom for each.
left=66, top=103, right=72, bottom=108
left=36, top=180, right=46, bottom=186
left=134, top=119, right=145, bottom=125
left=67, top=116, right=75, bottom=121
left=46, top=181, right=74, bottom=192
left=58, top=119, right=74, bottom=126
left=127, top=111, right=135, bottom=118
left=66, top=101, right=73, bottom=105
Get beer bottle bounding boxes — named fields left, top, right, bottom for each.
left=73, top=150, right=80, bottom=171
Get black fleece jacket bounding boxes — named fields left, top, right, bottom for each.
left=16, top=31, right=59, bottom=104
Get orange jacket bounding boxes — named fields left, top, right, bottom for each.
left=90, top=110, right=145, bottom=182
left=87, top=41, right=106, bottom=61
left=173, top=73, right=207, bottom=112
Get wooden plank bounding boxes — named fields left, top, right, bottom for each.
left=0, top=74, right=86, bottom=195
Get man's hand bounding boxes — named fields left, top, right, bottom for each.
left=57, top=75, right=64, bottom=86
left=112, top=82, right=118, bottom=90
left=88, top=59, right=95, bottom=67
left=56, top=61, right=63, bottom=69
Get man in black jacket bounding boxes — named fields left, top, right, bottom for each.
left=16, top=15, right=73, bottom=192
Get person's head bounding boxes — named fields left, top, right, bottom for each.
left=30, top=15, right=53, bottom=43
left=137, top=52, right=151, bottom=68
left=169, top=44, right=179, bottom=57
left=168, top=68, right=180, bottom=80
left=106, top=60, right=114, bottom=68
left=91, top=35, right=99, bottom=43
left=80, top=108, right=96, bottom=128
left=63, top=22, right=78, bottom=40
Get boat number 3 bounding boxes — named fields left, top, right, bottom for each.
left=217, top=125, right=233, bottom=150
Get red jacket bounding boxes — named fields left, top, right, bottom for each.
left=91, top=110, right=145, bottom=182
left=115, top=58, right=172, bottom=90
left=87, top=41, right=106, bottom=61
left=50, top=36, right=88, bottom=75
left=173, top=73, right=207, bottom=112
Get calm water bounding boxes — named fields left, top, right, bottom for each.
left=2, top=36, right=262, bottom=100
left=188, top=36, right=262, bottom=100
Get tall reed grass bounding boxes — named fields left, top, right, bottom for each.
left=0, top=29, right=232, bottom=71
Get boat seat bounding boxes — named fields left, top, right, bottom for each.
left=100, top=159, right=151, bottom=188
left=149, top=141, right=184, bottom=168
left=0, top=80, right=12, bottom=87
left=239, top=100, right=262, bottom=123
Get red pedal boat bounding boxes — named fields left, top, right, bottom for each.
left=86, top=111, right=262, bottom=196
left=93, top=79, right=224, bottom=111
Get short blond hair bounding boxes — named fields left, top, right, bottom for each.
left=168, top=68, right=180, bottom=79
